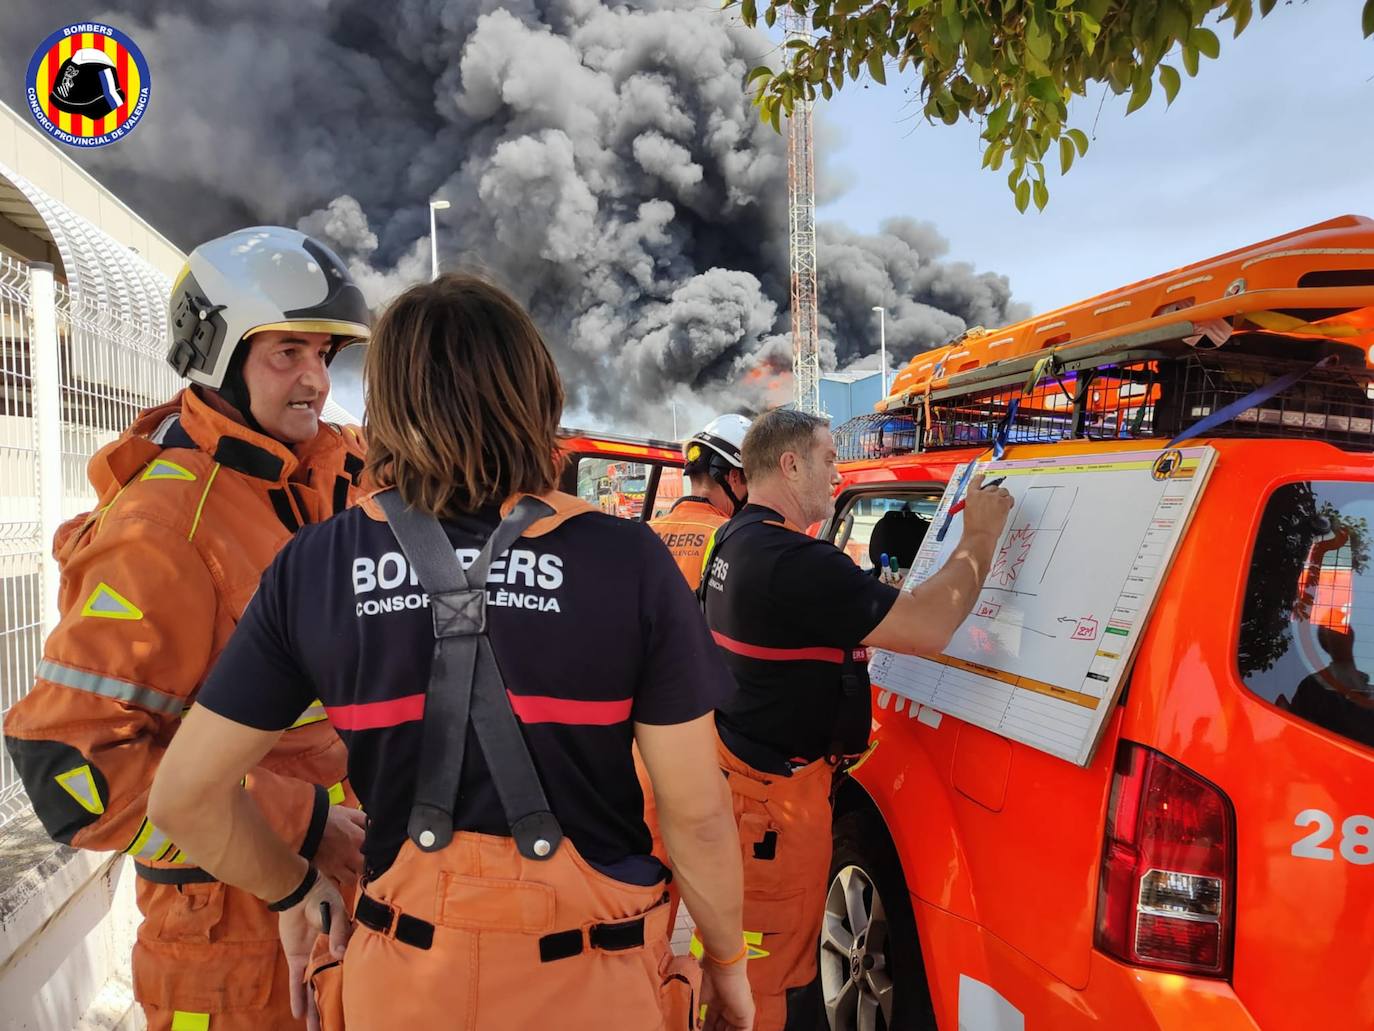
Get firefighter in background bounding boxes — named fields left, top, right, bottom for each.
left=649, top=414, right=751, bottom=589
left=3, top=227, right=372, bottom=1031
left=637, top=414, right=752, bottom=943
left=702, top=409, right=1012, bottom=1029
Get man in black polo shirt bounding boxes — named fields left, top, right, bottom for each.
left=703, top=408, right=1012, bottom=1029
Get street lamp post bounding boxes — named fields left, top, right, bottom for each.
left=872, top=305, right=888, bottom=396
left=429, top=199, right=450, bottom=281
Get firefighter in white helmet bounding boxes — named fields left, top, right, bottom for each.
left=648, top=413, right=751, bottom=589
left=4, top=226, right=371, bottom=1030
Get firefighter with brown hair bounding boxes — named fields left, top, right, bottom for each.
left=148, top=272, right=756, bottom=1031
left=702, top=408, right=1013, bottom=1029
left=2, top=227, right=373, bottom=1030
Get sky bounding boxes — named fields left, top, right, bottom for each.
left=811, top=0, right=1373, bottom=317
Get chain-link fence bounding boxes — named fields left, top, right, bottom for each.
left=0, top=254, right=175, bottom=825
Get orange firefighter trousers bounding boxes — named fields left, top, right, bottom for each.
left=718, top=736, right=835, bottom=1031
left=320, top=832, right=694, bottom=1030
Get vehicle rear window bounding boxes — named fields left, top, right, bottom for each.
left=1239, top=481, right=1374, bottom=750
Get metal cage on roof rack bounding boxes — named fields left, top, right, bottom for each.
left=834, top=412, right=919, bottom=462
left=850, top=342, right=1374, bottom=459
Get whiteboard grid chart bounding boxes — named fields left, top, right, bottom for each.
left=870, top=447, right=1217, bottom=766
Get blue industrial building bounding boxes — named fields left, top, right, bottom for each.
left=819, top=369, right=885, bottom=427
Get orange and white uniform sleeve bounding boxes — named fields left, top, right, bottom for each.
left=3, top=516, right=321, bottom=866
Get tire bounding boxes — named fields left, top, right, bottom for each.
left=815, top=808, right=936, bottom=1031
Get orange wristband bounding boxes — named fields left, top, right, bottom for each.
left=703, top=940, right=748, bottom=966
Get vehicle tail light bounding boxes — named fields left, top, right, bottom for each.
left=1094, top=742, right=1235, bottom=977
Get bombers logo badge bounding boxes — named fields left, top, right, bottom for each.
left=26, top=23, right=150, bottom=148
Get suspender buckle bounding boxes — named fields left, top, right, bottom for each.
left=431, top=588, right=486, bottom=637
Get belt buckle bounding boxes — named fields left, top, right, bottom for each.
left=365, top=895, right=399, bottom=939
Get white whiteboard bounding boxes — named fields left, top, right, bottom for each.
left=869, top=446, right=1216, bottom=766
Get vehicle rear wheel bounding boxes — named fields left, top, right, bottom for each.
left=818, top=809, right=935, bottom=1031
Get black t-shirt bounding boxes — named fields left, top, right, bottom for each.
left=704, top=504, right=900, bottom=763
left=197, top=502, right=736, bottom=879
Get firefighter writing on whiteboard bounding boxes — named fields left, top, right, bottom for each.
left=701, top=408, right=1012, bottom=1029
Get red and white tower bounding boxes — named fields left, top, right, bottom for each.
left=783, top=9, right=821, bottom=415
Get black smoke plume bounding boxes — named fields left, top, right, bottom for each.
left=2, top=1, right=1025, bottom=433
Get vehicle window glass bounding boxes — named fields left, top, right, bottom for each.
left=1239, top=481, right=1374, bottom=751
left=573, top=457, right=680, bottom=521
left=832, top=493, right=940, bottom=574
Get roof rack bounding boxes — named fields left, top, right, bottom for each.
left=837, top=217, right=1374, bottom=460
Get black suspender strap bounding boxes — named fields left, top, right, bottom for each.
left=377, top=491, right=564, bottom=861
left=695, top=507, right=773, bottom=607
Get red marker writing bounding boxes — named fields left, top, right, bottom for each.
left=947, top=476, right=1007, bottom=517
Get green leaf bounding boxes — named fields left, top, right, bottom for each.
left=1190, top=26, right=1221, bottom=59
left=1025, top=17, right=1052, bottom=62
left=821, top=79, right=834, bottom=99
left=768, top=102, right=782, bottom=134
left=986, top=99, right=1014, bottom=136
left=765, top=5, right=778, bottom=27
left=1365, top=0, right=1374, bottom=38
left=1015, top=179, right=1032, bottom=213
left=1259, top=0, right=1277, bottom=14
left=1130, top=0, right=1156, bottom=42
left=746, top=65, right=773, bottom=85
left=935, top=10, right=963, bottom=48
left=1159, top=1, right=1190, bottom=43
left=965, top=16, right=994, bottom=65
left=1033, top=177, right=1049, bottom=211
left=1159, top=63, right=1181, bottom=106
left=1028, top=77, right=1061, bottom=105
left=1067, top=127, right=1089, bottom=156
left=1078, top=12, right=1102, bottom=53
left=741, top=0, right=757, bottom=23
left=1059, top=136, right=1075, bottom=174
left=1125, top=73, right=1153, bottom=114
left=867, top=51, right=887, bottom=85
left=1182, top=45, right=1200, bottom=76
left=1229, top=0, right=1253, bottom=37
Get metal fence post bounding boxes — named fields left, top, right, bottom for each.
left=27, top=262, right=62, bottom=639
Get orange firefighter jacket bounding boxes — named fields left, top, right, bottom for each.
left=3, top=386, right=366, bottom=880
left=647, top=496, right=727, bottom=591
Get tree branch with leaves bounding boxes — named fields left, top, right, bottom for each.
left=731, top=0, right=1374, bottom=211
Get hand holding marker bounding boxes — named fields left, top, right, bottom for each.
left=948, top=476, right=1006, bottom=517
left=935, top=471, right=1012, bottom=543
